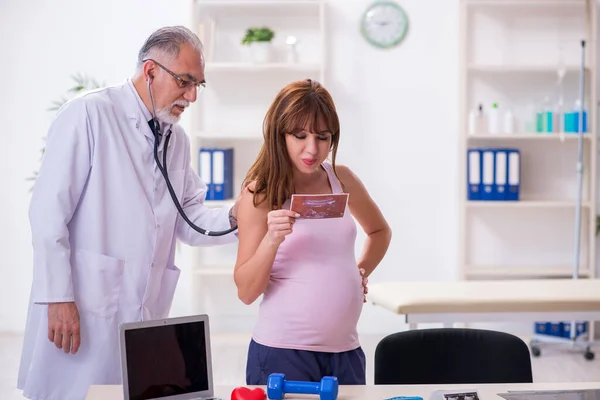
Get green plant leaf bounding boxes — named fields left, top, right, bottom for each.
left=241, top=27, right=275, bottom=45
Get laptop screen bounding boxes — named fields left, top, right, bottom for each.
left=124, top=320, right=209, bottom=400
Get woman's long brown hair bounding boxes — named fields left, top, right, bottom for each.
left=243, top=79, right=341, bottom=210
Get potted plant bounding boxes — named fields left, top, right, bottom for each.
left=241, top=27, right=275, bottom=63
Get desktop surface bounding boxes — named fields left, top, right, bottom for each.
left=86, top=381, right=600, bottom=400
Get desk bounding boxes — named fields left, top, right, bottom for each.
left=366, top=279, right=600, bottom=329
left=86, top=382, right=600, bottom=400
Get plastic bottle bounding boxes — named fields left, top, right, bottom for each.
left=477, top=104, right=487, bottom=134
left=542, top=96, right=553, bottom=133
left=572, top=99, right=588, bottom=133
left=565, top=108, right=573, bottom=133
left=553, top=99, right=564, bottom=133
left=536, top=103, right=544, bottom=133
left=468, top=104, right=486, bottom=135
left=503, top=108, right=515, bottom=134
left=468, top=107, right=477, bottom=135
left=524, top=103, right=536, bottom=133
left=488, top=103, right=500, bottom=134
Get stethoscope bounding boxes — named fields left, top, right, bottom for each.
left=147, top=77, right=237, bottom=236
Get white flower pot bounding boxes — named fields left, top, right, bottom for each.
left=250, top=42, right=272, bottom=64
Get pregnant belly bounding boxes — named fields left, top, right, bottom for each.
left=255, top=269, right=364, bottom=350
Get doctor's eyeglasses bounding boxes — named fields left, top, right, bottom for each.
left=143, top=58, right=206, bottom=93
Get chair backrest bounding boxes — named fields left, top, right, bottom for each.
left=374, top=328, right=533, bottom=385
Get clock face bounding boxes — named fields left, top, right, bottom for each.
left=361, top=1, right=409, bottom=49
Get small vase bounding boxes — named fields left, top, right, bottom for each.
left=250, top=42, right=272, bottom=64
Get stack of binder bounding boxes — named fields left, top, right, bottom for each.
left=534, top=321, right=588, bottom=339
left=467, top=148, right=520, bottom=201
left=198, top=147, right=234, bottom=200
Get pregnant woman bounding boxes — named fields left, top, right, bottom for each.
left=233, top=79, right=392, bottom=385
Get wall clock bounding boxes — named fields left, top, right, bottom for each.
left=361, top=1, right=409, bottom=49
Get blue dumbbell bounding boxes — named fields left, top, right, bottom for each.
left=267, top=373, right=338, bottom=400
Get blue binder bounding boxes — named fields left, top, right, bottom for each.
left=198, top=148, right=214, bottom=200
left=506, top=149, right=520, bottom=201
left=493, top=149, right=508, bottom=201
left=467, top=149, right=482, bottom=200
left=481, top=149, right=495, bottom=200
left=534, top=322, right=563, bottom=337
left=211, top=148, right=234, bottom=200
left=576, top=321, right=588, bottom=337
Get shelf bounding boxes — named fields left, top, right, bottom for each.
left=466, top=200, right=591, bottom=208
left=467, top=133, right=592, bottom=140
left=467, top=64, right=588, bottom=73
left=205, top=63, right=322, bottom=73
left=465, top=265, right=591, bottom=278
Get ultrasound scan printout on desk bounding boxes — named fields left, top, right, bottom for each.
left=290, top=193, right=349, bottom=219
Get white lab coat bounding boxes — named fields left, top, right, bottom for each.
left=17, top=80, right=237, bottom=400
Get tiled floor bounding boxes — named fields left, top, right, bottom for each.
left=2, top=332, right=600, bottom=399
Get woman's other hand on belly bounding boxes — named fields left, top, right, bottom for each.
left=359, top=268, right=368, bottom=303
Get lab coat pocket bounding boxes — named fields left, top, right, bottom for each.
left=154, top=265, right=181, bottom=318
left=72, top=249, right=125, bottom=319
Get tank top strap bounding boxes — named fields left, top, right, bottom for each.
left=322, top=161, right=344, bottom=194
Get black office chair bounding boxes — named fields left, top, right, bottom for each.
left=374, top=328, right=533, bottom=385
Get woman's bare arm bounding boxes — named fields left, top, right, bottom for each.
left=338, top=165, right=392, bottom=277
left=233, top=185, right=298, bottom=305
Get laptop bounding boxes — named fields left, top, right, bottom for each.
left=119, top=314, right=222, bottom=400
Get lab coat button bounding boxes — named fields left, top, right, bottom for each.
left=150, top=263, right=154, bottom=268
left=136, top=122, right=139, bottom=129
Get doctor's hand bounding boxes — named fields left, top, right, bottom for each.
left=48, top=302, right=81, bottom=354
left=266, top=209, right=299, bottom=247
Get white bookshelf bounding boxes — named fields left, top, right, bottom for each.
left=458, top=0, right=598, bottom=280
left=187, top=0, right=327, bottom=326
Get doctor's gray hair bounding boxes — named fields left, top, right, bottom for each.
left=136, top=26, right=204, bottom=70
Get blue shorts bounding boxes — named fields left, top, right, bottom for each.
left=245, top=339, right=366, bottom=385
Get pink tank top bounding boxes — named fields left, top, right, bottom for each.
left=252, top=162, right=363, bottom=353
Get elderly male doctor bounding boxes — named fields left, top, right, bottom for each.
left=17, top=26, right=238, bottom=400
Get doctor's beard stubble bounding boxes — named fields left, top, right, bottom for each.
left=156, top=99, right=190, bottom=124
